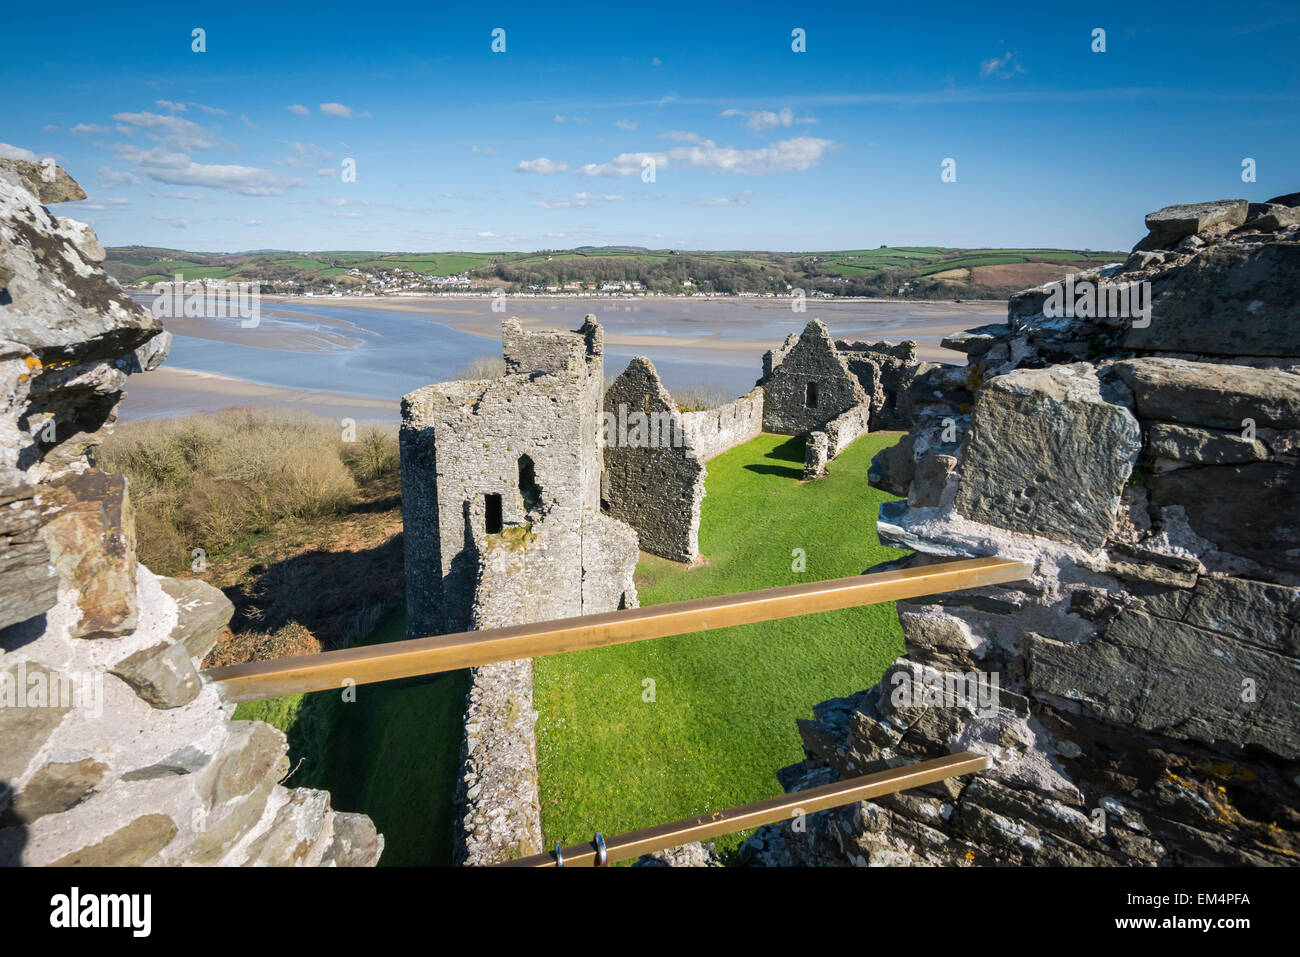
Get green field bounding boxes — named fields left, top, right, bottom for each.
left=105, top=241, right=1125, bottom=297
left=235, top=610, right=468, bottom=867
left=532, top=431, right=908, bottom=858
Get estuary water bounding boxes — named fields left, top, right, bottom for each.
left=121, top=295, right=1006, bottom=421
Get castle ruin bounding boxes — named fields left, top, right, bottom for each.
left=743, top=193, right=1300, bottom=867
left=400, top=315, right=638, bottom=637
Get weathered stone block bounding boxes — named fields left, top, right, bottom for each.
left=1, top=758, right=105, bottom=825
left=50, top=814, right=177, bottom=866
left=0, top=473, right=58, bottom=631
left=159, top=575, right=234, bottom=661
left=121, top=745, right=210, bottom=782
left=0, top=663, right=73, bottom=781
left=1142, top=199, right=1248, bottom=246
left=200, top=720, right=290, bottom=809
left=1145, top=422, right=1268, bottom=464
left=38, top=470, right=137, bottom=639
left=110, top=639, right=201, bottom=709
left=954, top=365, right=1141, bottom=549
left=1149, top=463, right=1300, bottom=572
left=1114, top=357, right=1300, bottom=431
left=321, top=811, right=384, bottom=866
left=242, top=787, right=331, bottom=866
left=1122, top=245, right=1300, bottom=356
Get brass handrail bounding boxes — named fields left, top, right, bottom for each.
left=202, top=553, right=1029, bottom=702
left=501, top=751, right=991, bottom=867
left=202, top=556, right=1031, bottom=702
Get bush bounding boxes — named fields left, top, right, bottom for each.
left=673, top=384, right=732, bottom=412
left=455, top=355, right=506, bottom=380
left=340, top=427, right=399, bottom=483
left=100, top=408, right=361, bottom=573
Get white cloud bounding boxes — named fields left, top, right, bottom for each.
left=194, top=103, right=228, bottom=115
left=578, top=136, right=833, bottom=177
left=472, top=144, right=500, bottom=155
left=0, top=143, right=39, bottom=161
left=80, top=196, right=130, bottom=210
left=155, top=99, right=186, bottom=113
left=576, top=151, right=666, bottom=177
left=537, top=192, right=625, bottom=209
left=980, top=51, right=1023, bottom=79
left=320, top=102, right=369, bottom=118
left=615, top=118, right=637, bottom=131
left=285, top=141, right=333, bottom=168
left=720, top=107, right=816, bottom=131
left=684, top=190, right=753, bottom=207
left=139, top=159, right=302, bottom=196
left=112, top=111, right=222, bottom=151
left=241, top=114, right=256, bottom=129
left=42, top=124, right=59, bottom=133
left=70, top=123, right=112, bottom=137
left=477, top=231, right=497, bottom=238
left=660, top=130, right=706, bottom=143
left=517, top=157, right=568, bottom=175
left=286, top=104, right=310, bottom=115
left=98, top=167, right=141, bottom=186
left=554, top=115, right=590, bottom=124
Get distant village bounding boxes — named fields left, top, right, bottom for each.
left=130, top=264, right=841, bottom=299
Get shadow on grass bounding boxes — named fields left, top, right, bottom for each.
left=743, top=434, right=805, bottom=478
left=236, top=607, right=469, bottom=867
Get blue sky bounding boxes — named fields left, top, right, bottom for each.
left=4, top=1, right=1297, bottom=253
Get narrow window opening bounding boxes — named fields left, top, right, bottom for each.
left=518, top=455, right=542, bottom=513
left=484, top=493, right=503, bottom=534
left=805, top=381, right=819, bottom=409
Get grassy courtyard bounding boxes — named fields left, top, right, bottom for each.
left=532, top=431, right=908, bottom=858
left=234, top=611, right=468, bottom=867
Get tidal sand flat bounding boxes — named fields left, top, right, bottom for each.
left=118, top=295, right=1005, bottom=422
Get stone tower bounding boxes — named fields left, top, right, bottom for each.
left=400, top=315, right=638, bottom=638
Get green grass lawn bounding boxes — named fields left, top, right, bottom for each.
left=532, top=431, right=908, bottom=858
left=235, top=610, right=468, bottom=866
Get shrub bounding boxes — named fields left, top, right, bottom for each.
left=100, top=407, right=360, bottom=573
left=673, top=384, right=732, bottom=412
left=341, top=427, right=399, bottom=483
left=455, top=355, right=506, bottom=380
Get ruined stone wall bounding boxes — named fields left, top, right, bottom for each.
left=452, top=512, right=639, bottom=865
left=0, top=162, right=380, bottom=867
left=401, top=317, right=608, bottom=635
left=761, top=320, right=868, bottom=435
left=745, top=194, right=1300, bottom=867
left=402, top=315, right=641, bottom=864
left=803, top=403, right=872, bottom=479
left=679, top=387, right=764, bottom=462
left=837, top=339, right=920, bottom=431
left=603, top=357, right=705, bottom=563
